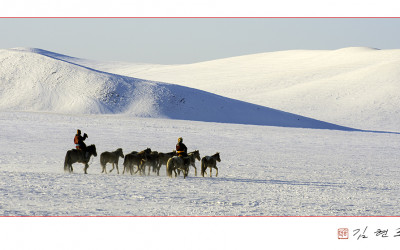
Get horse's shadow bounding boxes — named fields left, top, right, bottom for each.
left=207, top=176, right=344, bottom=188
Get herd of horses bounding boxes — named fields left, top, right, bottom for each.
left=63, top=144, right=221, bottom=179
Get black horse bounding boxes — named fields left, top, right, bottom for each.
left=64, top=144, right=97, bottom=174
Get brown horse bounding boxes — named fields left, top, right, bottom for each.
left=177, top=150, right=201, bottom=176
left=201, top=152, right=221, bottom=177
left=156, top=151, right=176, bottom=175
left=64, top=144, right=97, bottom=174
left=100, top=148, right=124, bottom=174
left=122, top=148, right=151, bottom=175
left=142, top=151, right=160, bottom=176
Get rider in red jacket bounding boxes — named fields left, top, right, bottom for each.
left=176, top=137, right=188, bottom=157
left=74, top=129, right=88, bottom=156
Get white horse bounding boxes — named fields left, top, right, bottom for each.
left=166, top=154, right=197, bottom=179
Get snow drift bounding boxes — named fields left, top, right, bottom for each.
left=0, top=48, right=357, bottom=130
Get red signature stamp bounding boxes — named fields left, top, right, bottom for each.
left=338, top=228, right=349, bottom=239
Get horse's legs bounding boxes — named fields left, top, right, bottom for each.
left=158, top=163, right=162, bottom=176
left=137, top=163, right=142, bottom=175
left=156, top=164, right=160, bottom=176
left=125, top=164, right=129, bottom=175
left=110, top=163, right=119, bottom=174
left=84, top=163, right=89, bottom=174
left=157, top=163, right=161, bottom=176
left=123, top=163, right=129, bottom=174
left=133, top=164, right=141, bottom=175
left=209, top=167, right=212, bottom=177
left=154, top=163, right=158, bottom=173
left=215, top=166, right=218, bottom=177
left=141, top=162, right=146, bottom=176
left=126, top=164, right=131, bottom=175
left=141, top=167, right=145, bottom=176
left=138, top=164, right=144, bottom=176
left=192, top=164, right=197, bottom=176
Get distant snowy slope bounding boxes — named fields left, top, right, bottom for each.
left=0, top=48, right=140, bottom=114
left=71, top=47, right=400, bottom=131
left=0, top=48, right=354, bottom=130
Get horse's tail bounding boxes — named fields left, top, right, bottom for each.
left=123, top=155, right=131, bottom=174
left=123, top=160, right=128, bottom=174
left=100, top=154, right=106, bottom=167
left=166, top=158, right=174, bottom=177
left=123, top=156, right=128, bottom=168
left=64, top=151, right=71, bottom=173
left=201, top=158, right=206, bottom=177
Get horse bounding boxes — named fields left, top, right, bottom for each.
left=166, top=153, right=197, bottom=179
left=64, top=144, right=97, bottom=174
left=122, top=148, right=151, bottom=175
left=201, top=152, right=221, bottom=177
left=177, top=150, right=201, bottom=176
left=100, top=148, right=124, bottom=174
left=156, top=151, right=176, bottom=176
left=142, top=151, right=159, bottom=176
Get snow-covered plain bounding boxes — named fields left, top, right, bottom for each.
left=0, top=47, right=399, bottom=216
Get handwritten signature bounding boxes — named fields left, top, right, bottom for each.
left=339, top=227, right=400, bottom=240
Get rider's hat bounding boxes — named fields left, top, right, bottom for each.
left=77, top=129, right=81, bottom=134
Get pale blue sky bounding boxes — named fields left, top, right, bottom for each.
left=1, top=18, right=400, bottom=64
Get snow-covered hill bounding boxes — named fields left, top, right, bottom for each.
left=0, top=47, right=363, bottom=130
left=66, top=47, right=400, bottom=132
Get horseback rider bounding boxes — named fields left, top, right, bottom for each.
left=74, top=129, right=89, bottom=158
left=176, top=137, right=189, bottom=165
left=176, top=137, right=187, bottom=157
